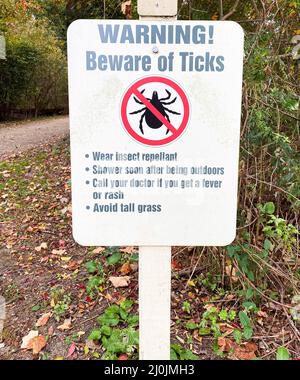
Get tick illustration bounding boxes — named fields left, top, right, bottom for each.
left=129, top=89, right=181, bottom=135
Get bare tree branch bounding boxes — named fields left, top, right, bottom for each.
left=219, top=0, right=224, bottom=19
left=221, top=0, right=240, bottom=20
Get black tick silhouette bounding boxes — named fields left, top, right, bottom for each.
left=129, top=89, right=181, bottom=135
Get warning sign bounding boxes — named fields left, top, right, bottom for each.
left=67, top=20, right=244, bottom=246
left=121, top=76, right=189, bottom=146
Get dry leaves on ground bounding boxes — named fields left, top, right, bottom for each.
left=28, top=335, right=47, bottom=355
left=109, top=276, right=130, bottom=288
left=218, top=337, right=258, bottom=360
left=21, top=331, right=47, bottom=354
left=92, top=247, right=105, bottom=254
left=21, top=330, right=38, bottom=349
left=58, top=318, right=72, bottom=331
left=35, top=312, right=52, bottom=327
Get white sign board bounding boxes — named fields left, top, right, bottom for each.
left=67, top=20, right=244, bottom=246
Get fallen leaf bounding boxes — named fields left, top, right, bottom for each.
left=218, top=336, right=257, bottom=360
left=219, top=323, right=235, bottom=336
left=35, top=242, right=48, bottom=252
left=66, top=342, right=76, bottom=358
left=21, top=330, right=38, bottom=349
left=104, top=293, right=113, bottom=301
left=203, top=304, right=216, bottom=311
left=226, top=294, right=235, bottom=301
left=59, top=240, right=66, bottom=248
left=130, top=262, right=138, bottom=272
left=51, top=249, right=66, bottom=255
left=171, top=259, right=181, bottom=270
left=35, top=312, right=51, bottom=327
left=92, top=247, right=105, bottom=254
left=120, top=262, right=131, bottom=275
left=218, top=337, right=229, bottom=352
left=58, top=318, right=72, bottom=331
left=60, top=256, right=72, bottom=262
left=225, top=265, right=238, bottom=282
left=257, top=310, right=268, bottom=318
left=234, top=342, right=257, bottom=360
left=109, top=276, right=130, bottom=288
left=48, top=326, right=54, bottom=336
left=68, top=260, right=83, bottom=271
left=28, top=335, right=47, bottom=355
left=188, top=291, right=196, bottom=299
left=120, top=246, right=136, bottom=254
left=118, top=354, right=128, bottom=360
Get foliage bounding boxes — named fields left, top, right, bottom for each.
left=238, top=311, right=253, bottom=340
left=85, top=260, right=105, bottom=298
left=0, top=0, right=68, bottom=120
left=197, top=306, right=236, bottom=338
left=36, top=0, right=124, bottom=46
left=170, top=344, right=198, bottom=360
left=88, top=300, right=138, bottom=359
left=50, top=286, right=72, bottom=321
left=276, top=347, right=290, bottom=360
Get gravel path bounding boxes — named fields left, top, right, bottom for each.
left=0, top=116, right=69, bottom=160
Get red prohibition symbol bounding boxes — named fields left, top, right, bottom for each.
left=121, top=76, right=190, bottom=146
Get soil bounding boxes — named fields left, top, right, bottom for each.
left=0, top=117, right=69, bottom=160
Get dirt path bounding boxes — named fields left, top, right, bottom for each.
left=0, top=116, right=69, bottom=159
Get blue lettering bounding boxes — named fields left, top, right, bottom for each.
left=86, top=51, right=97, bottom=70
left=98, top=24, right=119, bottom=43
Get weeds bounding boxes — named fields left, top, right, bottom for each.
left=88, top=300, right=138, bottom=359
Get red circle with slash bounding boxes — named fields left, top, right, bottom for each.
left=121, top=76, right=190, bottom=146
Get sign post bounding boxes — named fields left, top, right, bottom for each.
left=67, top=0, right=244, bottom=361
left=138, top=0, right=177, bottom=360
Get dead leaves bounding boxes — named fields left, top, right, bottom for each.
left=67, top=259, right=83, bottom=271
left=120, top=262, right=131, bottom=275
left=120, top=247, right=136, bottom=254
left=66, top=342, right=76, bottom=358
left=120, top=261, right=137, bottom=275
left=234, top=342, right=258, bottom=360
left=118, top=354, right=128, bottom=360
left=21, top=330, right=47, bottom=354
left=109, top=276, right=130, bottom=288
left=34, top=242, right=47, bottom=252
left=225, top=264, right=238, bottom=282
left=51, top=249, right=66, bottom=256
left=57, top=318, right=72, bottom=331
left=21, top=330, right=38, bottom=349
left=35, top=312, right=51, bottom=327
left=218, top=337, right=258, bottom=360
left=29, top=335, right=47, bottom=355
left=92, top=247, right=105, bottom=254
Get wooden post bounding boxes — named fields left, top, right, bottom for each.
left=139, top=246, right=171, bottom=359
left=138, top=0, right=177, bottom=361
